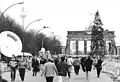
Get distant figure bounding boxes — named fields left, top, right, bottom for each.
left=85, top=56, right=93, bottom=78
left=73, top=56, right=81, bottom=75
left=18, top=56, right=27, bottom=82
left=40, top=56, right=47, bottom=71
left=32, top=56, right=39, bottom=76
left=80, top=57, right=86, bottom=72
left=54, top=57, right=59, bottom=67
left=67, top=56, right=73, bottom=78
left=57, top=56, right=69, bottom=82
left=95, top=57, right=103, bottom=78
left=0, top=52, right=8, bottom=82
left=41, top=58, right=58, bottom=82
left=8, top=55, right=18, bottom=82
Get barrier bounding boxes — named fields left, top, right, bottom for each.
left=0, top=63, right=10, bottom=73
left=102, top=61, right=120, bottom=80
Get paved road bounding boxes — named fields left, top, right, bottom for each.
left=2, top=68, right=114, bottom=82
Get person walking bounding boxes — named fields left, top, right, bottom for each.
left=73, top=56, right=81, bottom=75
left=95, top=56, right=103, bottom=78
left=40, top=56, right=47, bottom=71
left=8, top=55, right=18, bottom=82
left=0, top=52, right=8, bottom=82
left=85, top=56, right=93, bottom=78
left=18, top=56, right=27, bottom=82
left=41, top=58, right=58, bottom=82
left=32, top=56, right=39, bottom=76
left=57, top=56, right=69, bottom=82
left=67, top=56, right=73, bottom=78
left=80, top=57, right=86, bottom=72
left=54, top=56, right=59, bottom=68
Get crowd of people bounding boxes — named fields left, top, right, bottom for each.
left=0, top=53, right=103, bottom=82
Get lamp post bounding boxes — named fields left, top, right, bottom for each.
left=24, top=19, right=42, bottom=32
left=0, top=2, right=24, bottom=20
left=42, top=37, right=45, bottom=48
left=22, top=19, right=42, bottom=56
left=34, top=26, right=49, bottom=38
left=34, top=26, right=49, bottom=54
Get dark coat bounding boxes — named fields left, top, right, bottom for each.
left=40, top=58, right=47, bottom=64
left=85, top=57, right=93, bottom=71
left=95, top=59, right=103, bottom=70
left=81, top=57, right=86, bottom=72
left=54, top=58, right=59, bottom=67
left=57, top=61, right=68, bottom=76
left=32, top=59, right=39, bottom=71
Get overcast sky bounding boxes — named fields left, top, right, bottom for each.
left=0, top=0, right=120, bottom=52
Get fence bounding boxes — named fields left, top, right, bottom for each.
left=102, top=61, right=120, bottom=81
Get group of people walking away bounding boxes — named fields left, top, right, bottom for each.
left=0, top=53, right=103, bottom=82
left=7, top=54, right=48, bottom=82
left=40, top=55, right=103, bottom=82
left=80, top=56, right=103, bottom=78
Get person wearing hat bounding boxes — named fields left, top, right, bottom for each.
left=41, top=58, right=58, bottom=82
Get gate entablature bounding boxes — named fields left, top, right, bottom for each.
left=67, top=31, right=115, bottom=41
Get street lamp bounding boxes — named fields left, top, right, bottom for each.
left=34, top=26, right=49, bottom=38
left=34, top=26, right=49, bottom=47
left=34, top=26, right=49, bottom=54
left=24, top=19, right=42, bottom=32
left=22, top=19, right=42, bottom=56
left=0, top=2, right=24, bottom=20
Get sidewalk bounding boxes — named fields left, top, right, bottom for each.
left=2, top=68, right=114, bottom=82
left=54, top=68, right=114, bottom=82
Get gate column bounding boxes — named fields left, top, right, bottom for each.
left=84, top=40, right=87, bottom=55
left=76, top=40, right=79, bottom=55
left=66, top=39, right=70, bottom=55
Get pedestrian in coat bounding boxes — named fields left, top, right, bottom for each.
left=85, top=56, right=93, bottom=78
left=32, top=56, right=39, bottom=76
left=67, top=56, right=73, bottom=78
left=95, top=57, right=103, bottom=78
left=8, top=55, right=18, bottom=82
left=80, top=57, right=86, bottom=72
left=73, top=57, right=80, bottom=75
left=41, top=58, right=58, bottom=82
left=18, top=56, right=27, bottom=82
left=57, top=56, right=69, bottom=82
left=54, top=57, right=59, bottom=68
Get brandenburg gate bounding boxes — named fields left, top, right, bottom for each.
left=65, top=29, right=115, bottom=55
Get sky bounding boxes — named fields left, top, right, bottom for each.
left=0, top=0, right=120, bottom=52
